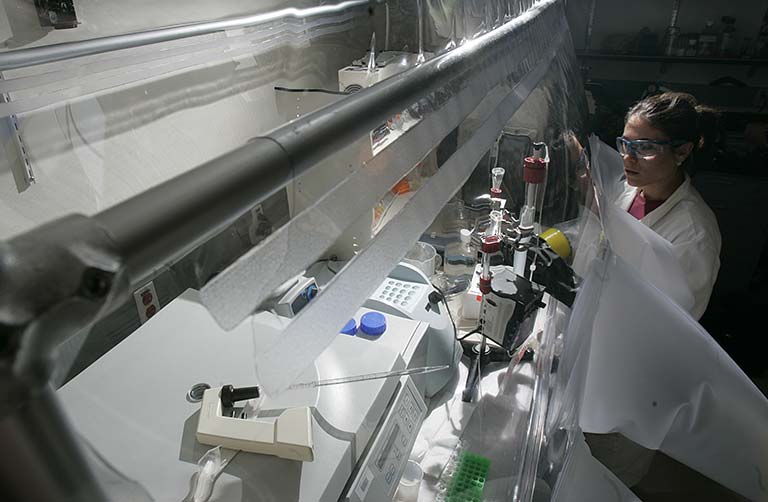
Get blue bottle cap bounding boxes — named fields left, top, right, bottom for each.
left=340, top=319, right=357, bottom=336
left=360, top=312, right=387, bottom=336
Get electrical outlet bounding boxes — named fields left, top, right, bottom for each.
left=133, top=281, right=160, bottom=324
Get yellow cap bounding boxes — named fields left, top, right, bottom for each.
left=540, top=227, right=571, bottom=259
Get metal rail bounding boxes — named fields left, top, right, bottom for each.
left=95, top=0, right=558, bottom=283
left=0, top=0, right=373, bottom=71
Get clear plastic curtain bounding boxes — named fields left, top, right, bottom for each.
left=578, top=138, right=768, bottom=500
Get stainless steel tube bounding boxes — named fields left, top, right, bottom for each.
left=0, top=0, right=372, bottom=71
left=95, top=1, right=558, bottom=282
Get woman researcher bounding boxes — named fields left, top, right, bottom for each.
left=615, top=92, right=722, bottom=320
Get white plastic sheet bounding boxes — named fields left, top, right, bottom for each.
left=580, top=250, right=768, bottom=501
left=253, top=50, right=558, bottom=395
left=551, top=432, right=641, bottom=502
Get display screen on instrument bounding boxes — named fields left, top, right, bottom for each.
left=290, top=291, right=310, bottom=314
left=376, top=423, right=400, bottom=470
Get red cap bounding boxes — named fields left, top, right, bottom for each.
left=481, top=235, right=501, bottom=253
left=523, top=156, right=546, bottom=184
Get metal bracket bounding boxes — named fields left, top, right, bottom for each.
left=0, top=214, right=127, bottom=502
left=0, top=74, right=35, bottom=187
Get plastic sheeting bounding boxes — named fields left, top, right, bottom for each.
left=551, top=432, right=641, bottom=502
left=0, top=0, right=587, bottom=487
left=392, top=7, right=594, bottom=499
left=577, top=135, right=768, bottom=500
left=200, top=8, right=570, bottom=331
left=0, top=2, right=375, bottom=238
left=15, top=0, right=765, bottom=499
left=199, top=0, right=579, bottom=397
left=580, top=249, right=768, bottom=501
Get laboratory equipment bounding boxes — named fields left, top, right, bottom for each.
left=461, top=265, right=485, bottom=320
left=443, top=228, right=476, bottom=279
left=0, top=2, right=599, bottom=500
left=338, top=51, right=419, bottom=94
left=274, top=275, right=318, bottom=318
left=441, top=451, right=491, bottom=501
left=35, top=0, right=78, bottom=29
left=490, top=166, right=505, bottom=198
left=345, top=377, right=427, bottom=502
left=192, top=446, right=231, bottom=502
left=719, top=16, right=737, bottom=57
left=461, top=166, right=509, bottom=319
left=403, top=241, right=440, bottom=278
left=478, top=267, right=544, bottom=351
left=288, top=365, right=450, bottom=390
left=197, top=385, right=315, bottom=461
left=59, top=290, right=436, bottom=502
left=395, top=460, right=423, bottom=501
left=477, top=209, right=504, bottom=294
left=514, top=142, right=548, bottom=276
left=698, top=20, right=718, bottom=57
left=364, top=262, right=461, bottom=397
left=459, top=141, right=576, bottom=400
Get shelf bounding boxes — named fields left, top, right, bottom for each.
left=576, top=51, right=768, bottom=77
left=576, top=51, right=768, bottom=67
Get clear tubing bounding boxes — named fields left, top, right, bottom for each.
left=488, top=210, right=503, bottom=236
left=521, top=183, right=538, bottom=228
left=287, top=365, right=450, bottom=390
left=513, top=245, right=528, bottom=276
left=521, top=143, right=548, bottom=232
left=516, top=178, right=540, bottom=277
left=417, top=0, right=426, bottom=64
left=481, top=252, right=492, bottom=280
left=367, top=32, right=377, bottom=74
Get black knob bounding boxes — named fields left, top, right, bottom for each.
left=220, top=385, right=260, bottom=408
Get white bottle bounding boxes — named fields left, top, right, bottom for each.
left=444, top=229, right=476, bottom=278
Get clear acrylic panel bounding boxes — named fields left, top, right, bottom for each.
left=0, top=1, right=616, bottom=502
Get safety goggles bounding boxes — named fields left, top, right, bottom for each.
left=616, top=137, right=685, bottom=159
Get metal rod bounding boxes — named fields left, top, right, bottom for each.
left=0, top=386, right=107, bottom=502
left=585, top=0, right=597, bottom=50
left=95, top=1, right=557, bottom=283
left=0, top=0, right=373, bottom=71
left=669, top=0, right=681, bottom=27
left=384, top=1, right=391, bottom=50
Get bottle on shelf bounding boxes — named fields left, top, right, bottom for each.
left=698, top=20, right=718, bottom=57
left=444, top=229, right=476, bottom=279
left=757, top=7, right=768, bottom=57
left=719, top=16, right=737, bottom=57
left=685, top=35, right=699, bottom=57
left=662, top=25, right=681, bottom=56
left=741, top=37, right=755, bottom=58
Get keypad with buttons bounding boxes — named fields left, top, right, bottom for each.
left=375, top=280, right=425, bottom=311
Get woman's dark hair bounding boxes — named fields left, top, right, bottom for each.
left=626, top=91, right=721, bottom=171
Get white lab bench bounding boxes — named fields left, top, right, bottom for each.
left=407, top=294, right=553, bottom=501
left=56, top=286, right=554, bottom=502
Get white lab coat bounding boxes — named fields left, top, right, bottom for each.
left=615, top=176, right=721, bottom=320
